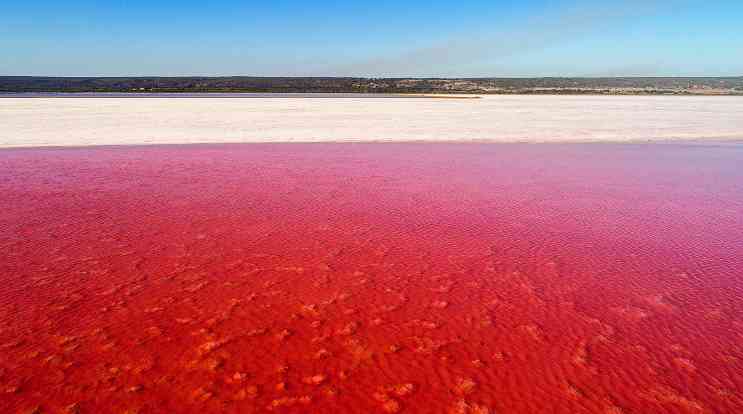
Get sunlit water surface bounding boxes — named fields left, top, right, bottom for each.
left=1, top=143, right=742, bottom=413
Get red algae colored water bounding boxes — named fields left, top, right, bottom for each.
left=1, top=143, right=743, bottom=414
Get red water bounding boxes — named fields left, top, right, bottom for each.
left=1, top=143, right=742, bottom=414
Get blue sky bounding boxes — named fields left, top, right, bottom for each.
left=1, top=0, right=742, bottom=77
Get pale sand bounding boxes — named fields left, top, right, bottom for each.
left=1, top=95, right=742, bottom=147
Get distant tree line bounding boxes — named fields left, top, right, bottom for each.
left=1, top=76, right=742, bottom=95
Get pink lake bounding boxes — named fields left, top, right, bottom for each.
left=1, top=143, right=742, bottom=413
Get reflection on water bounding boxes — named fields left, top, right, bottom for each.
left=1, top=143, right=742, bottom=413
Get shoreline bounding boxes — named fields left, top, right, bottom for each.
left=0, top=92, right=483, bottom=99
left=3, top=138, right=743, bottom=151
left=3, top=91, right=743, bottom=98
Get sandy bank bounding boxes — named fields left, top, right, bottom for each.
left=1, top=95, right=742, bottom=147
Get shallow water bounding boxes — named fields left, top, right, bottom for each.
left=1, top=143, right=742, bottom=413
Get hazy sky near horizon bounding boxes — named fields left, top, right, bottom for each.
left=2, top=0, right=742, bottom=77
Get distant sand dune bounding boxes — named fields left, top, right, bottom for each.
left=1, top=95, right=742, bottom=147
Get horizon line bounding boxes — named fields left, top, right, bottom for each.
left=3, top=75, right=743, bottom=79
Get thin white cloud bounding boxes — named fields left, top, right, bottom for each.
left=323, top=0, right=692, bottom=77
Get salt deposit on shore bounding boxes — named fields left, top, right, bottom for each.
left=1, top=95, right=742, bottom=147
